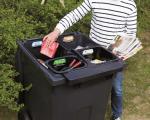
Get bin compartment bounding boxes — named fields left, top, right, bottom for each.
left=58, top=32, right=97, bottom=50
left=76, top=47, right=117, bottom=64
left=46, top=55, right=86, bottom=73
left=23, top=38, right=73, bottom=62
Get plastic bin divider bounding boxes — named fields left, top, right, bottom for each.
left=45, top=55, right=87, bottom=74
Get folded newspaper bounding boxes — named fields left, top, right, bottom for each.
left=108, top=35, right=143, bottom=60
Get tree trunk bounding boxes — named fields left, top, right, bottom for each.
left=41, top=0, right=46, bottom=5
left=59, top=0, right=65, bottom=7
left=41, top=0, right=65, bottom=7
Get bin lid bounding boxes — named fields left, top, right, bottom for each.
left=63, top=60, right=124, bottom=85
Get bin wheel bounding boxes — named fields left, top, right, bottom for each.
left=18, top=107, right=31, bottom=120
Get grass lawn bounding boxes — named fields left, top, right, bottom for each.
left=0, top=32, right=149, bottom=120
left=122, top=32, right=150, bottom=120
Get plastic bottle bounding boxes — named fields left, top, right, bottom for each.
left=32, top=41, right=42, bottom=47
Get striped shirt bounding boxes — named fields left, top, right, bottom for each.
left=55, top=0, right=137, bottom=48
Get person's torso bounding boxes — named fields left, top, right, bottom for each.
left=89, top=0, right=135, bottom=48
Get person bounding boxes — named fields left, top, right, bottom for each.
left=43, top=0, right=137, bottom=120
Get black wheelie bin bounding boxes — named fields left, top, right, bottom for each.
left=16, top=32, right=124, bottom=120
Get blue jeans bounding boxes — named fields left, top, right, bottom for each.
left=111, top=72, right=123, bottom=119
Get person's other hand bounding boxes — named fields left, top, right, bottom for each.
left=43, top=28, right=60, bottom=46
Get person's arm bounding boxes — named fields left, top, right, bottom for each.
left=126, top=5, right=137, bottom=37
left=55, top=0, right=92, bottom=34
left=43, top=0, right=92, bottom=44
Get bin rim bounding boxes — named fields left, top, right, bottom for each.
left=16, top=40, right=67, bottom=86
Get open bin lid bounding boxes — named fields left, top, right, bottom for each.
left=63, top=60, right=124, bottom=85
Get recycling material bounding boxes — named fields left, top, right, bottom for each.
left=108, top=34, right=143, bottom=60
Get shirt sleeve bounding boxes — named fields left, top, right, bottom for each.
left=126, top=5, right=137, bottom=37
left=55, top=0, right=92, bottom=34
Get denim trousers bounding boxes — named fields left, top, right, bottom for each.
left=111, top=72, right=123, bottom=119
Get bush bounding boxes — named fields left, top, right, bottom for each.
left=0, top=8, right=47, bottom=64
left=0, top=64, right=23, bottom=111
left=0, top=7, right=44, bottom=111
left=136, top=0, right=150, bottom=32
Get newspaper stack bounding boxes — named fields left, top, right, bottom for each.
left=109, top=35, right=143, bottom=60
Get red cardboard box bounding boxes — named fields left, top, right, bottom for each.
left=40, top=40, right=59, bottom=58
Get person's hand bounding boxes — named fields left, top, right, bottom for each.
left=43, top=28, right=61, bottom=46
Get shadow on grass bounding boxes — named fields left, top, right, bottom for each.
left=0, top=107, right=17, bottom=120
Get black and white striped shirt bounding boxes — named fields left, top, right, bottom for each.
left=56, top=0, right=137, bottom=48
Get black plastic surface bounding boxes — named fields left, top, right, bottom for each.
left=16, top=32, right=124, bottom=120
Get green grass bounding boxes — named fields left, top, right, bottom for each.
left=136, top=0, right=150, bottom=32
left=122, top=32, right=150, bottom=120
